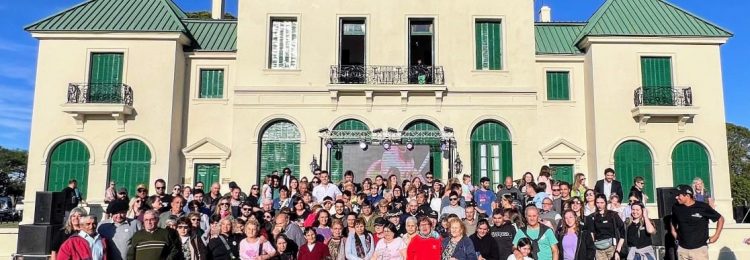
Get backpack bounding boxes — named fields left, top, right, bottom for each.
left=520, top=224, right=550, bottom=260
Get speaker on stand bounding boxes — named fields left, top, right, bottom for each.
left=16, top=191, right=67, bottom=257
left=33, top=191, right=65, bottom=225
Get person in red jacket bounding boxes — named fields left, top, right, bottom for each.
left=406, top=216, right=441, bottom=260
left=298, top=227, right=330, bottom=260
left=58, top=214, right=108, bottom=260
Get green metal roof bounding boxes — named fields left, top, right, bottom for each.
left=535, top=23, right=585, bottom=55
left=184, top=20, right=237, bottom=52
left=25, top=0, right=187, bottom=32
left=575, top=0, right=733, bottom=44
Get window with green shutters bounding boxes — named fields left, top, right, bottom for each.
left=47, top=140, right=90, bottom=198
left=641, top=57, right=673, bottom=105
left=475, top=20, right=503, bottom=70
left=89, top=53, right=124, bottom=103
left=470, top=122, right=512, bottom=188
left=330, top=119, right=370, bottom=183
left=109, top=139, right=151, bottom=198
left=614, top=141, right=654, bottom=203
left=550, top=164, right=573, bottom=184
left=402, top=121, right=442, bottom=179
left=672, top=141, right=711, bottom=192
left=199, top=69, right=224, bottom=98
left=546, top=71, right=570, bottom=100
left=195, top=164, right=220, bottom=186
left=260, top=121, right=301, bottom=179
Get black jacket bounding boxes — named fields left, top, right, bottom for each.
left=470, top=233, right=499, bottom=260
left=206, top=233, right=243, bottom=260
left=594, top=180, right=623, bottom=200
left=557, top=229, right=596, bottom=260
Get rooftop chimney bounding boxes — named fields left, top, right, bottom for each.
left=539, top=6, right=552, bottom=22
left=211, top=0, right=225, bottom=19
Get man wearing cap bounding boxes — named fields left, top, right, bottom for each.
left=386, top=209, right=404, bottom=236
left=373, top=217, right=389, bottom=244
left=99, top=200, right=142, bottom=260
left=670, top=184, right=724, bottom=260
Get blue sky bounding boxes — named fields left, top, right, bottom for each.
left=0, top=0, right=747, bottom=150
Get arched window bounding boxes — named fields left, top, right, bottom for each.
left=402, top=120, right=442, bottom=179
left=470, top=121, right=512, bottom=187
left=614, top=140, right=654, bottom=203
left=259, top=121, right=301, bottom=179
left=109, top=139, right=151, bottom=198
left=672, top=141, right=711, bottom=191
left=47, top=139, right=90, bottom=198
left=330, top=119, right=369, bottom=183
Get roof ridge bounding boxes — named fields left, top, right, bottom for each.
left=573, top=0, right=617, bottom=44
left=657, top=0, right=733, bottom=36
left=25, top=0, right=97, bottom=30
left=182, top=19, right=238, bottom=23
left=156, top=0, right=188, bottom=32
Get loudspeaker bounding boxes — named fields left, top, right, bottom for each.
left=34, top=191, right=65, bottom=225
left=17, top=224, right=62, bottom=254
left=656, top=187, right=679, bottom=218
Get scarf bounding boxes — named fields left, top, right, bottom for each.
left=355, top=232, right=372, bottom=258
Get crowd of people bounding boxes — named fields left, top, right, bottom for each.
left=51, top=166, right=724, bottom=260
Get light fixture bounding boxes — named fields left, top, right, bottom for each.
left=359, top=140, right=368, bottom=150
left=372, top=128, right=383, bottom=133
left=454, top=155, right=463, bottom=174
left=382, top=139, right=393, bottom=150
left=387, top=127, right=398, bottom=133
left=325, top=139, right=334, bottom=149
left=405, top=140, right=414, bottom=150
left=443, top=126, right=454, bottom=133
left=309, top=155, right=319, bottom=174
left=440, top=139, right=449, bottom=151
left=318, top=128, right=329, bottom=133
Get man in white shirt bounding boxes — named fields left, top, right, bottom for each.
left=594, top=168, right=623, bottom=201
left=312, top=171, right=342, bottom=202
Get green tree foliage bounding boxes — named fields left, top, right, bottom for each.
left=0, top=146, right=27, bottom=196
left=185, top=11, right=236, bottom=19
left=728, top=123, right=750, bottom=206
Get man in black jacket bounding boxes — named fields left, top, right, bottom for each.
left=594, top=168, right=623, bottom=201
left=62, top=179, right=82, bottom=218
left=490, top=208, right=515, bottom=260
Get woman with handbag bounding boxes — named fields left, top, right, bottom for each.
left=587, top=194, right=625, bottom=260
left=624, top=203, right=656, bottom=260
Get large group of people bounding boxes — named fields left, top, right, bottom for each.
left=52, top=166, right=724, bottom=260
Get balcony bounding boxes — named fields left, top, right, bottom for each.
left=330, top=65, right=445, bottom=85
left=631, top=86, right=698, bottom=132
left=328, top=65, right=447, bottom=112
left=61, top=83, right=135, bottom=131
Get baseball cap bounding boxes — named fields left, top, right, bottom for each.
left=106, top=199, right=129, bottom=214
left=228, top=181, right=239, bottom=189
left=118, top=188, right=128, bottom=195
left=676, top=185, right=694, bottom=196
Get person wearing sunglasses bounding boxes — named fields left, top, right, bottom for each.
left=238, top=201, right=255, bottom=222
left=127, top=197, right=144, bottom=221
left=99, top=200, right=142, bottom=260
left=176, top=217, right=208, bottom=260
left=214, top=197, right=233, bottom=220
left=441, top=192, right=466, bottom=219
left=154, top=179, right=173, bottom=213
left=628, top=176, right=648, bottom=204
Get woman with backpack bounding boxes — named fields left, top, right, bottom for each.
left=587, top=194, right=625, bottom=260
left=623, top=203, right=656, bottom=260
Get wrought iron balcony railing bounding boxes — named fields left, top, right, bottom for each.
left=67, top=83, right=133, bottom=106
left=633, top=86, right=692, bottom=107
left=330, top=65, right=445, bottom=85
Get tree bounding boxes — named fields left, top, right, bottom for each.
left=185, top=11, right=236, bottom=19
left=728, top=123, right=750, bottom=206
left=0, top=146, right=27, bottom=196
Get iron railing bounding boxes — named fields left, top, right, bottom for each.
left=67, top=83, right=133, bottom=106
left=330, top=65, right=445, bottom=85
left=634, top=86, right=692, bottom=107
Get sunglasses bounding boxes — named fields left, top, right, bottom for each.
left=252, top=187, right=259, bottom=190
left=552, top=189, right=561, bottom=191
left=242, top=208, right=252, bottom=211
left=450, top=197, right=458, bottom=201
left=190, top=218, right=200, bottom=221
left=629, top=200, right=638, bottom=203
left=264, top=215, right=272, bottom=219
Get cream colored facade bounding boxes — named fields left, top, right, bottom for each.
left=21, top=0, right=750, bottom=258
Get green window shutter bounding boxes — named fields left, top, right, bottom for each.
left=475, top=21, right=502, bottom=70
left=109, top=140, right=151, bottom=198
left=404, top=121, right=442, bottom=179
left=47, top=140, right=90, bottom=199
left=470, top=122, right=511, bottom=187
left=89, top=53, right=124, bottom=103
left=546, top=71, right=570, bottom=100
left=330, top=119, right=370, bottom=183
left=199, top=69, right=224, bottom=98
left=672, top=141, right=711, bottom=192
left=195, top=164, right=220, bottom=186
left=614, top=141, right=654, bottom=203
left=641, top=57, right=673, bottom=105
left=550, top=164, right=574, bottom=184
left=260, top=121, right=301, bottom=179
